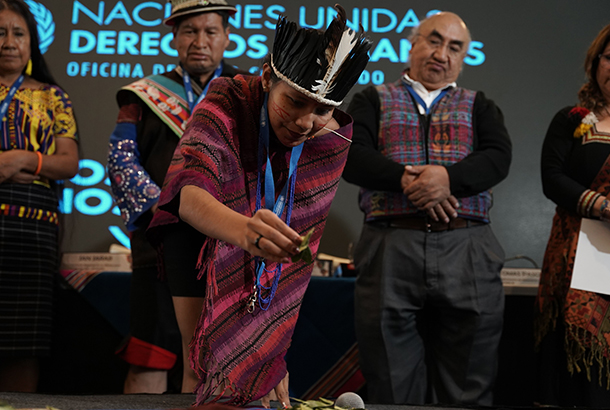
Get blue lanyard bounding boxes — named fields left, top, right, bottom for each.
left=0, top=74, right=24, bottom=121
left=404, top=83, right=449, bottom=115
left=252, top=93, right=304, bottom=311
left=182, top=62, right=223, bottom=113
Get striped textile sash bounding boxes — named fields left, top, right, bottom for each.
left=0, top=203, right=59, bottom=224
left=121, top=75, right=190, bottom=137
left=301, top=343, right=365, bottom=400
left=61, top=269, right=103, bottom=292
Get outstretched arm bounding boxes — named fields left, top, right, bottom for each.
left=179, top=185, right=302, bottom=264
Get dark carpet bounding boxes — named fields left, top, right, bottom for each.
left=1, top=393, right=196, bottom=409
left=0, top=393, right=541, bottom=410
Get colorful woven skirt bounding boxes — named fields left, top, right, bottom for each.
left=0, top=183, right=59, bottom=357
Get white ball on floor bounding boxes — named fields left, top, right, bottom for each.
left=335, top=392, right=365, bottom=409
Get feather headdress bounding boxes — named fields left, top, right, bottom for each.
left=271, top=4, right=373, bottom=106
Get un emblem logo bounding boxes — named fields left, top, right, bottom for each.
left=24, top=0, right=55, bottom=54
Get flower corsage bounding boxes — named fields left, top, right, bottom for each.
left=570, top=106, right=598, bottom=138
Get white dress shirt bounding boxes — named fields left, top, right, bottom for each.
left=402, top=72, right=456, bottom=115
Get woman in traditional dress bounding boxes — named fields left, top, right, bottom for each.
left=536, top=23, right=610, bottom=407
left=0, top=0, right=79, bottom=392
left=148, top=5, right=371, bottom=406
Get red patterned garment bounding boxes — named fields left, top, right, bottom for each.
left=536, top=106, right=610, bottom=386
left=148, top=74, right=353, bottom=404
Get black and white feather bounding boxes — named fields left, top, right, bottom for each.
left=271, top=4, right=373, bottom=106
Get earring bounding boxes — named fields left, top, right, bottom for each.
left=25, top=59, right=32, bottom=76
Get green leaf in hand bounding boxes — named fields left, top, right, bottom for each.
left=291, top=227, right=315, bottom=264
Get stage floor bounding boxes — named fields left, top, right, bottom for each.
left=0, top=393, right=533, bottom=410
left=1, top=393, right=201, bottom=409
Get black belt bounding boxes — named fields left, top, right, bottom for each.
left=370, top=217, right=486, bottom=233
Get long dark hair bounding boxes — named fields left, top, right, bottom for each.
left=578, top=23, right=610, bottom=111
left=0, top=0, right=57, bottom=85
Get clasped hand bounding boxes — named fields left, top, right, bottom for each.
left=401, top=164, right=459, bottom=222
left=0, top=150, right=39, bottom=184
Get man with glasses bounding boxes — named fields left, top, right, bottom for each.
left=343, top=11, right=512, bottom=405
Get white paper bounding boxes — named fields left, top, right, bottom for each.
left=571, top=218, right=610, bottom=295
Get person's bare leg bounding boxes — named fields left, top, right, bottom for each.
left=123, top=365, right=167, bottom=394
left=173, top=296, right=204, bottom=393
left=0, top=357, right=39, bottom=392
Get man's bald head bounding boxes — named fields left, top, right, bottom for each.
left=410, top=12, right=471, bottom=46
left=408, top=12, right=471, bottom=91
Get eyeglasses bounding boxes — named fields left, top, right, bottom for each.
left=599, top=54, right=610, bottom=65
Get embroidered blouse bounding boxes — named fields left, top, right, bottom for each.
left=0, top=84, right=78, bottom=153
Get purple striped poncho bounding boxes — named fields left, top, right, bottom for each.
left=148, top=74, right=353, bottom=405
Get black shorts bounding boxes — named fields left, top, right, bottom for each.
left=162, top=221, right=208, bottom=298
